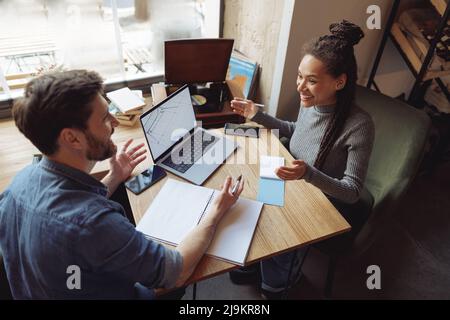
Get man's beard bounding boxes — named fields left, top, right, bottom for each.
left=84, top=130, right=117, bottom=161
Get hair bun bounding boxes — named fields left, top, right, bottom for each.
left=329, top=20, right=364, bottom=46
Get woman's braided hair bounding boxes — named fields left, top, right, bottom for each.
left=302, top=20, right=364, bottom=169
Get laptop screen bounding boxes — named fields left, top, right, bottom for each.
left=140, top=86, right=196, bottom=161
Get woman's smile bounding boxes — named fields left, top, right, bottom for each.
left=300, top=93, right=314, bottom=102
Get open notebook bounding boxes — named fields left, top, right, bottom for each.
left=136, top=179, right=263, bottom=266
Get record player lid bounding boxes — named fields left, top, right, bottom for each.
left=164, top=38, right=234, bottom=84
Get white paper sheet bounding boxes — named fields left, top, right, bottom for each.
left=260, top=155, right=285, bottom=180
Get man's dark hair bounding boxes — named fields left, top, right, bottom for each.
left=13, top=70, right=104, bottom=155
left=302, top=20, right=364, bottom=169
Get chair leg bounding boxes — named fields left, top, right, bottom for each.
left=325, top=255, right=337, bottom=299
left=282, top=246, right=310, bottom=299
left=192, top=283, right=197, bottom=300
left=0, top=256, right=12, bottom=300
left=281, top=252, right=296, bottom=300
left=296, top=246, right=310, bottom=279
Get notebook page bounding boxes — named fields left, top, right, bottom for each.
left=260, top=155, right=284, bottom=180
left=205, top=192, right=263, bottom=265
left=136, top=179, right=214, bottom=245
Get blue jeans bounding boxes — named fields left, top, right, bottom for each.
left=260, top=247, right=308, bottom=293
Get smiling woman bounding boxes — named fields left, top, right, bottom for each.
left=230, top=20, right=375, bottom=298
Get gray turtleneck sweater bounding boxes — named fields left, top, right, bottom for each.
left=252, top=104, right=375, bottom=204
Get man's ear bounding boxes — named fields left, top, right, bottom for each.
left=59, top=128, right=85, bottom=151
left=336, top=74, right=347, bottom=90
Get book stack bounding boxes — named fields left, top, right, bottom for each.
left=107, top=87, right=146, bottom=127
left=226, top=50, right=260, bottom=100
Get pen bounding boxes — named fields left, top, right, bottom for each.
left=232, top=98, right=264, bottom=109
left=231, top=175, right=242, bottom=195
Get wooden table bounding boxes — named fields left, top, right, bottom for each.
left=125, top=127, right=351, bottom=284
left=0, top=117, right=351, bottom=286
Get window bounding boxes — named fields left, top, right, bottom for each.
left=0, top=0, right=222, bottom=106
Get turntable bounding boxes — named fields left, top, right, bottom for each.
left=164, top=39, right=232, bottom=114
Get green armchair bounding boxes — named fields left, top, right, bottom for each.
left=314, top=85, right=431, bottom=298
left=354, top=85, right=431, bottom=249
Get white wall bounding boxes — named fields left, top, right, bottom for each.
left=223, top=0, right=284, bottom=105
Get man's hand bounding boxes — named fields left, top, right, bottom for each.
left=102, top=139, right=147, bottom=197
left=275, top=160, right=307, bottom=180
left=175, top=176, right=245, bottom=286
left=202, top=176, right=244, bottom=226
left=109, top=139, right=147, bottom=182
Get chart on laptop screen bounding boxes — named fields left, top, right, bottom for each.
left=141, top=87, right=196, bottom=160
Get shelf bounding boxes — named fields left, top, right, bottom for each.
left=390, top=22, right=450, bottom=81
left=430, top=0, right=448, bottom=16
left=368, top=0, right=450, bottom=107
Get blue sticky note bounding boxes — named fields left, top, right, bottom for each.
left=257, top=178, right=285, bottom=206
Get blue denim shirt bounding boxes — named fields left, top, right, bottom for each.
left=0, top=157, right=182, bottom=299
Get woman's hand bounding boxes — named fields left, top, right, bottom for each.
left=275, top=160, right=307, bottom=180
left=109, top=139, right=147, bottom=182
left=230, top=97, right=258, bottom=119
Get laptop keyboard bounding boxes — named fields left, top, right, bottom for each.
left=162, top=131, right=218, bottom=173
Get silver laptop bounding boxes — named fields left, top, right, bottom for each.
left=140, top=85, right=237, bottom=185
